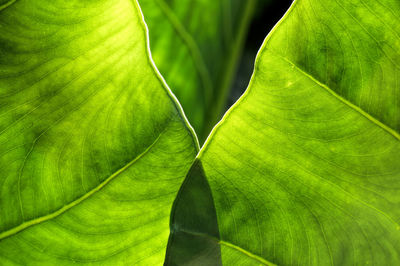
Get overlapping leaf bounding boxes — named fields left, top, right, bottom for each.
left=167, top=0, right=400, bottom=264
left=0, top=0, right=197, bottom=264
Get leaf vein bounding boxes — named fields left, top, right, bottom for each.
left=278, top=55, right=400, bottom=141
left=0, top=124, right=168, bottom=240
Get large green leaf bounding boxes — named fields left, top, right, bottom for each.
left=0, top=0, right=197, bottom=264
left=138, top=0, right=257, bottom=142
left=167, top=0, right=400, bottom=264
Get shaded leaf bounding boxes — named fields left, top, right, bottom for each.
left=139, top=0, right=257, bottom=142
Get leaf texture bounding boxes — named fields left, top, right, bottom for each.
left=167, top=0, right=400, bottom=264
left=0, top=0, right=197, bottom=264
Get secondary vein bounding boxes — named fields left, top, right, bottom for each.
left=0, top=0, right=16, bottom=12
left=0, top=128, right=166, bottom=241
left=174, top=228, right=277, bottom=266
left=279, top=55, right=400, bottom=142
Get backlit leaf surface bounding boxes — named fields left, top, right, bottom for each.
left=166, top=0, right=400, bottom=264
left=0, top=0, right=197, bottom=264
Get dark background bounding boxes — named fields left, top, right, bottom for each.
left=227, top=0, right=293, bottom=109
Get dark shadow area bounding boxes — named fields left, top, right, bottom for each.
left=165, top=160, right=222, bottom=266
left=227, top=0, right=293, bottom=109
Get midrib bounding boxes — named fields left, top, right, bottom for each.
left=154, top=0, right=213, bottom=104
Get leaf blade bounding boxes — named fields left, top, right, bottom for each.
left=0, top=0, right=197, bottom=264
left=167, top=0, right=400, bottom=264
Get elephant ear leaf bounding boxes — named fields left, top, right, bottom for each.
left=0, top=0, right=197, bottom=264
left=166, top=0, right=400, bottom=265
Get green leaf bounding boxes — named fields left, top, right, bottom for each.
left=0, top=0, right=197, bottom=264
left=167, top=0, right=400, bottom=265
left=138, top=0, right=257, bottom=142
